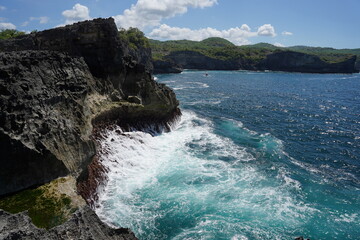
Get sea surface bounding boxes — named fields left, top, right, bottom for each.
left=96, top=71, right=360, bottom=240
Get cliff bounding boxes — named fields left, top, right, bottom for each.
left=150, top=38, right=358, bottom=74
left=257, top=51, right=358, bottom=73
left=163, top=50, right=240, bottom=70
left=0, top=18, right=179, bottom=238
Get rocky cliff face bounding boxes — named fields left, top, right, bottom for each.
left=0, top=50, right=95, bottom=196
left=0, top=18, right=179, bottom=239
left=0, top=18, right=179, bottom=197
left=257, top=51, right=358, bottom=73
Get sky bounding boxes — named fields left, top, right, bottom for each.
left=0, top=0, right=359, bottom=49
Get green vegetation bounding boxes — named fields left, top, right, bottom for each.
left=0, top=178, right=77, bottom=229
left=118, top=27, right=150, bottom=50
left=150, top=38, right=276, bottom=62
left=287, top=45, right=360, bottom=63
left=0, top=29, right=25, bottom=40
left=150, top=38, right=358, bottom=64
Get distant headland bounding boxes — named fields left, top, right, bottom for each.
left=150, top=37, right=360, bottom=74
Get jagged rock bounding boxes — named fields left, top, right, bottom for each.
left=0, top=206, right=137, bottom=240
left=0, top=17, right=179, bottom=239
left=0, top=18, right=179, bottom=197
left=0, top=50, right=96, bottom=195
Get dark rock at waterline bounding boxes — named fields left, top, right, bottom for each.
left=153, top=59, right=183, bottom=74
left=0, top=206, right=137, bottom=240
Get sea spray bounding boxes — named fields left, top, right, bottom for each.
left=96, top=111, right=316, bottom=239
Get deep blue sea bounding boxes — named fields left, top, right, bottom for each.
left=96, top=71, right=360, bottom=240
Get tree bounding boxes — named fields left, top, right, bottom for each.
left=0, top=29, right=25, bottom=40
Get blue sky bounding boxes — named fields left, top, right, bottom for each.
left=0, top=0, right=359, bottom=48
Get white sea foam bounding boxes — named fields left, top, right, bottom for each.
left=96, top=110, right=318, bottom=239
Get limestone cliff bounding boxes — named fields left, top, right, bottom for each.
left=0, top=18, right=179, bottom=239
left=0, top=17, right=179, bottom=196
left=257, top=51, right=358, bottom=73
left=152, top=49, right=357, bottom=74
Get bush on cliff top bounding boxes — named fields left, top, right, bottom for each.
left=119, top=27, right=150, bottom=50
left=0, top=29, right=25, bottom=40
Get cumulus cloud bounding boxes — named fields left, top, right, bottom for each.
left=62, top=3, right=90, bottom=25
left=149, top=23, right=276, bottom=45
left=282, top=31, right=293, bottom=36
left=0, top=22, right=16, bottom=30
left=257, top=24, right=276, bottom=37
left=113, top=0, right=217, bottom=30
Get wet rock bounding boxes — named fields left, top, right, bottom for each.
left=0, top=206, right=137, bottom=240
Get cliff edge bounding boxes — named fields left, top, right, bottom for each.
left=0, top=18, right=179, bottom=238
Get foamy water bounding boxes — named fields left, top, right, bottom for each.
left=96, top=71, right=360, bottom=239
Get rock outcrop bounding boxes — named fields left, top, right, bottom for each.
left=0, top=50, right=96, bottom=196
left=0, top=17, right=179, bottom=196
left=0, top=18, right=179, bottom=239
left=0, top=206, right=137, bottom=240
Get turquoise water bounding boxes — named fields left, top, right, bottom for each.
left=96, top=71, right=360, bottom=240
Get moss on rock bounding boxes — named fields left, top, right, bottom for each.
left=0, top=176, right=85, bottom=229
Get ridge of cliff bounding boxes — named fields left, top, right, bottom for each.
left=150, top=39, right=358, bottom=74
left=0, top=18, right=179, bottom=238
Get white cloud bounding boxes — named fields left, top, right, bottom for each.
left=0, top=5, right=6, bottom=11
left=0, top=22, right=16, bottom=30
left=62, top=3, right=90, bottom=25
left=274, top=42, right=285, bottom=47
left=282, top=31, right=293, bottom=36
left=257, top=24, right=276, bottom=37
left=149, top=23, right=276, bottom=45
left=30, top=16, right=49, bottom=24
left=113, top=0, right=217, bottom=30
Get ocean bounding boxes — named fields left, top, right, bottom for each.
left=96, top=70, right=360, bottom=240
